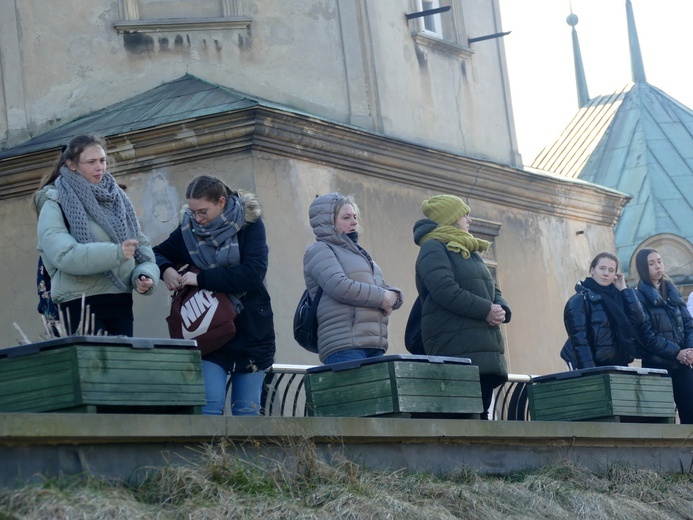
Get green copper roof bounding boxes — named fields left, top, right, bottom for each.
left=532, top=82, right=693, bottom=276
left=0, top=74, right=258, bottom=159
left=532, top=1, right=693, bottom=278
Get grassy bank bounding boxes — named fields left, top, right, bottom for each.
left=1, top=439, right=692, bottom=519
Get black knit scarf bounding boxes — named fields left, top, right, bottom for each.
left=583, top=277, right=637, bottom=358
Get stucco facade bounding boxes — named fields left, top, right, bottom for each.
left=0, top=1, right=628, bottom=376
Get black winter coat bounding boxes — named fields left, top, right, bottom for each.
left=563, top=281, right=641, bottom=369
left=635, top=280, right=693, bottom=370
left=153, top=214, right=275, bottom=372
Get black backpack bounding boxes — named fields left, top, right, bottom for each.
left=37, top=203, right=69, bottom=323
left=293, top=286, right=323, bottom=353
left=37, top=256, right=60, bottom=321
left=404, top=295, right=425, bottom=355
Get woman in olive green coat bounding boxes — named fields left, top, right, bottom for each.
left=414, top=195, right=510, bottom=419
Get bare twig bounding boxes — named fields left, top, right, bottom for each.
left=13, top=323, right=32, bottom=345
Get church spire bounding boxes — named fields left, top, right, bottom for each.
left=626, top=0, right=646, bottom=83
left=567, top=11, right=589, bottom=108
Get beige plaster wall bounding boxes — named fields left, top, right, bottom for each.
left=1, top=0, right=519, bottom=166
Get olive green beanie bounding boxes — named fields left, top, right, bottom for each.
left=421, top=195, right=470, bottom=226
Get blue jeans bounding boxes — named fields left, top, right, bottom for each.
left=201, top=360, right=265, bottom=416
left=323, top=348, right=384, bottom=365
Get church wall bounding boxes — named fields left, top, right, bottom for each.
left=1, top=0, right=519, bottom=167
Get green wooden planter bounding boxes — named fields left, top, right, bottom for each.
left=305, top=355, right=483, bottom=418
left=528, top=366, right=676, bottom=423
left=0, top=336, right=205, bottom=414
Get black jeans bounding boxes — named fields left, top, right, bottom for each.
left=670, top=366, right=693, bottom=424
left=480, top=374, right=507, bottom=420
left=60, top=293, right=134, bottom=336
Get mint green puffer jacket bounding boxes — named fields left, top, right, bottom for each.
left=35, top=185, right=159, bottom=303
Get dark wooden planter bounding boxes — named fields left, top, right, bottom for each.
left=528, top=366, right=676, bottom=423
left=0, top=336, right=205, bottom=414
left=305, top=354, right=483, bottom=418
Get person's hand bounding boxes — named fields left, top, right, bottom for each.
left=677, top=349, right=693, bottom=366
left=180, top=271, right=199, bottom=287
left=135, top=274, right=153, bottom=294
left=121, top=239, right=139, bottom=260
left=382, top=290, right=398, bottom=314
left=163, top=267, right=183, bottom=291
left=486, top=304, right=506, bottom=327
left=613, top=272, right=627, bottom=291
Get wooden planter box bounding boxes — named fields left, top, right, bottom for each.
left=0, top=336, right=206, bottom=414
left=528, top=366, right=675, bottom=423
left=305, top=355, right=483, bottom=418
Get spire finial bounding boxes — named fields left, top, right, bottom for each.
left=626, top=0, right=646, bottom=83
left=567, top=10, right=590, bottom=107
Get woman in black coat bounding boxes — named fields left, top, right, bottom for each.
left=634, top=248, right=693, bottom=424
left=563, top=252, right=642, bottom=369
left=154, top=176, right=275, bottom=416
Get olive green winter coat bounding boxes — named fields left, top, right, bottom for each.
left=414, top=218, right=509, bottom=377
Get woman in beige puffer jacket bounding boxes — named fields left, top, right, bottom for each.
left=303, top=193, right=403, bottom=364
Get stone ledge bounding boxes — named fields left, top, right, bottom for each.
left=113, top=17, right=252, bottom=34
left=2, top=414, right=691, bottom=446
left=1, top=414, right=691, bottom=486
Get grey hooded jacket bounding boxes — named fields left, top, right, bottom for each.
left=303, top=193, right=402, bottom=362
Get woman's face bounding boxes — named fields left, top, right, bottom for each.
left=456, top=213, right=472, bottom=232
left=647, top=252, right=665, bottom=283
left=67, top=145, right=107, bottom=184
left=187, top=196, right=226, bottom=225
left=335, top=204, right=358, bottom=235
left=590, top=258, right=618, bottom=286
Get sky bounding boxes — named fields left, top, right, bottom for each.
left=497, top=0, right=693, bottom=165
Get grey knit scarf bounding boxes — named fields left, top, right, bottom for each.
left=181, top=194, right=245, bottom=312
left=56, top=165, right=152, bottom=290
left=181, top=194, right=244, bottom=269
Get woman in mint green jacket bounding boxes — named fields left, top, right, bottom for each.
left=35, top=134, right=159, bottom=336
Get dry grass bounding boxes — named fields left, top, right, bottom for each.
left=1, top=439, right=692, bottom=520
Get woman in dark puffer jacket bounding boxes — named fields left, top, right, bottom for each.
left=563, top=252, right=643, bottom=369
left=634, top=248, right=693, bottom=424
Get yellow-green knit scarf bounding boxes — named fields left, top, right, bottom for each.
left=420, top=225, right=490, bottom=259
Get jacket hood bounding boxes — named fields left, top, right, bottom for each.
left=34, top=184, right=58, bottom=214
left=413, top=218, right=438, bottom=246
left=638, top=279, right=684, bottom=306
left=309, top=193, right=341, bottom=241
left=237, top=190, right=262, bottom=224
left=574, top=280, right=605, bottom=303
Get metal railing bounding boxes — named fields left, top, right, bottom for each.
left=261, top=364, right=532, bottom=420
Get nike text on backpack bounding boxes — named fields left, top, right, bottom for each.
left=166, top=266, right=237, bottom=356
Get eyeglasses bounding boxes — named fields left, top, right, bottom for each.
left=187, top=201, right=219, bottom=219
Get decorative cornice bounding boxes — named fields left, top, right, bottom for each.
left=113, top=17, right=252, bottom=34
left=0, top=106, right=628, bottom=226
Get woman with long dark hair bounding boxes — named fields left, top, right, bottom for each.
left=153, top=175, right=275, bottom=415
left=35, top=134, right=158, bottom=335
left=634, top=248, right=693, bottom=424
